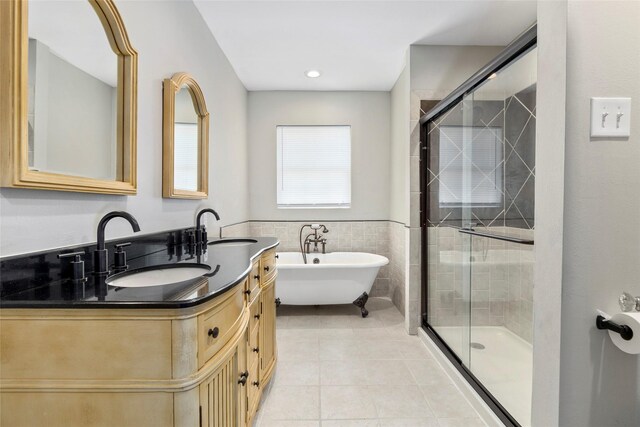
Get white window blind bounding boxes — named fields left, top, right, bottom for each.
left=173, top=122, right=198, bottom=191
left=277, top=125, right=351, bottom=208
left=439, top=125, right=503, bottom=206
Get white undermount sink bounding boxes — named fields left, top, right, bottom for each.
left=106, top=264, right=211, bottom=288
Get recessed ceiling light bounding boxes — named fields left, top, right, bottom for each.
left=305, top=70, right=321, bottom=78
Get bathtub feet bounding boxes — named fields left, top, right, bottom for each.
left=353, top=292, right=369, bottom=318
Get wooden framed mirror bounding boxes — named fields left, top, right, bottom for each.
left=162, top=73, right=209, bottom=199
left=0, top=0, right=138, bottom=195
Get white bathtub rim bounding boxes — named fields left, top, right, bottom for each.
left=276, top=252, right=389, bottom=269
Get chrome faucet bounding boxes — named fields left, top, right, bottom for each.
left=299, top=224, right=329, bottom=264
left=93, top=211, right=141, bottom=275
left=196, top=208, right=220, bottom=248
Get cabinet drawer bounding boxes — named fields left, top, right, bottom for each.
left=249, top=296, right=261, bottom=332
left=261, top=248, right=277, bottom=283
left=249, top=262, right=261, bottom=295
left=197, top=284, right=245, bottom=367
left=247, top=322, right=260, bottom=369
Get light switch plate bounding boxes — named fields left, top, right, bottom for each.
left=590, top=97, right=632, bottom=137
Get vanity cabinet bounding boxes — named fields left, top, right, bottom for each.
left=0, top=248, right=278, bottom=427
left=260, top=278, right=277, bottom=381
left=199, top=342, right=244, bottom=427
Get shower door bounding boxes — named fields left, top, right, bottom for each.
left=423, top=44, right=537, bottom=427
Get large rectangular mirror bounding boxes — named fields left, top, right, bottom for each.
left=0, top=0, right=138, bottom=195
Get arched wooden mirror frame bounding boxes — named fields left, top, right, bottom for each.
left=162, top=72, right=209, bottom=199
left=0, top=0, right=138, bottom=195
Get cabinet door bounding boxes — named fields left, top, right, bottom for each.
left=259, top=280, right=276, bottom=380
left=200, top=346, right=241, bottom=427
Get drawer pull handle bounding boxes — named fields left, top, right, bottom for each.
left=254, top=314, right=260, bottom=320
left=252, top=347, right=259, bottom=353
left=254, top=274, right=260, bottom=280
left=275, top=254, right=279, bottom=259
left=244, top=289, right=251, bottom=296
left=252, top=381, right=260, bottom=387
left=208, top=327, right=219, bottom=338
left=238, top=371, right=249, bottom=386
left=264, top=266, right=270, bottom=272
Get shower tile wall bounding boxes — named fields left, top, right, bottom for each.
left=504, top=85, right=536, bottom=229
left=427, top=226, right=534, bottom=343
left=423, top=84, right=536, bottom=344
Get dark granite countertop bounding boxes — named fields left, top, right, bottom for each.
left=0, top=237, right=278, bottom=309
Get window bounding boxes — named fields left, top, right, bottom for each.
left=277, top=125, right=351, bottom=208
left=439, top=125, right=503, bottom=206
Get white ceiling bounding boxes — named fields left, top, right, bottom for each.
left=194, top=0, right=537, bottom=91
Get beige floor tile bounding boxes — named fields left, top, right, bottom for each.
left=316, top=328, right=356, bottom=339
left=321, top=386, right=377, bottom=420
left=420, top=385, right=477, bottom=419
left=378, top=419, right=440, bottom=427
left=390, top=339, right=433, bottom=360
left=436, top=417, right=486, bottom=427
left=261, top=386, right=320, bottom=420
left=278, top=339, right=320, bottom=361
left=404, top=359, right=454, bottom=387
left=385, top=324, right=410, bottom=336
left=368, top=385, right=434, bottom=419
left=264, top=298, right=484, bottom=426
left=273, top=360, right=320, bottom=386
left=320, top=359, right=415, bottom=386
left=320, top=315, right=357, bottom=329
left=349, top=315, right=385, bottom=329
left=287, top=315, right=322, bottom=329
left=321, top=420, right=379, bottom=427
left=352, top=327, right=395, bottom=340
left=260, top=421, right=320, bottom=427
left=318, top=339, right=358, bottom=360
left=277, top=328, right=320, bottom=342
left=318, top=339, right=402, bottom=360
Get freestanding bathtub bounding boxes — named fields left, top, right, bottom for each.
left=275, top=252, right=389, bottom=317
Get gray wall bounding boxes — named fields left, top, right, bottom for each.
left=247, top=91, right=391, bottom=221
left=0, top=1, right=249, bottom=256
left=559, top=1, right=640, bottom=426
left=41, top=43, right=117, bottom=180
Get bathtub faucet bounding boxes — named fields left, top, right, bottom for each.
left=299, top=224, right=329, bottom=263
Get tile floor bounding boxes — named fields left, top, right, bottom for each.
left=253, top=298, right=487, bottom=427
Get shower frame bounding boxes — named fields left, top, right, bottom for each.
left=419, top=24, right=537, bottom=427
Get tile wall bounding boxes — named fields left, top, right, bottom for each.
left=389, top=221, right=407, bottom=314
left=427, top=225, right=534, bottom=343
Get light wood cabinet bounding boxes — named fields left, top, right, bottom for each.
left=0, top=251, right=278, bottom=427
left=260, top=278, right=277, bottom=382
left=199, top=344, right=241, bottom=427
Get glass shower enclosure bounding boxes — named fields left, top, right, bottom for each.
left=420, top=28, right=537, bottom=427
